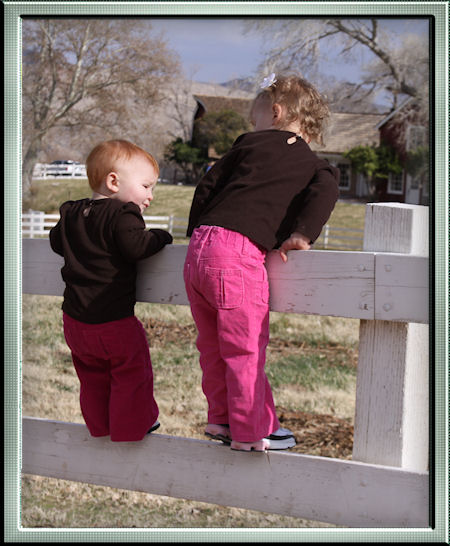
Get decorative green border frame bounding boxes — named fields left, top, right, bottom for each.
left=4, top=1, right=449, bottom=543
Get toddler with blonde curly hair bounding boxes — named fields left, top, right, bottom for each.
left=184, top=74, right=340, bottom=451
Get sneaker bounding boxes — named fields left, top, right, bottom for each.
left=205, top=423, right=231, bottom=444
left=147, top=420, right=160, bottom=434
left=265, top=427, right=296, bottom=449
left=230, top=427, right=296, bottom=452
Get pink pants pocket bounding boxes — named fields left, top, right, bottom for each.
left=204, top=266, right=244, bottom=309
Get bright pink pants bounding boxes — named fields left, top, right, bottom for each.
left=63, top=313, right=158, bottom=441
left=184, top=226, right=280, bottom=442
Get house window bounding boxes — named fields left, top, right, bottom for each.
left=388, top=172, right=404, bottom=194
left=407, top=125, right=426, bottom=151
left=337, top=163, right=351, bottom=190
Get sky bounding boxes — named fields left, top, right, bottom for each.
left=154, top=18, right=264, bottom=84
left=152, top=17, right=429, bottom=85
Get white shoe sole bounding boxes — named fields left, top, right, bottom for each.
left=231, top=436, right=296, bottom=451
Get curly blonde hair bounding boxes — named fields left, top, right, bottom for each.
left=86, top=139, right=159, bottom=191
left=254, top=75, right=329, bottom=144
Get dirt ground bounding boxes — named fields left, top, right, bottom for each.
left=276, top=407, right=353, bottom=459
left=143, top=317, right=355, bottom=460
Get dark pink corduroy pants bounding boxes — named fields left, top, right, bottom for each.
left=63, top=313, right=158, bottom=441
left=184, top=225, right=280, bottom=442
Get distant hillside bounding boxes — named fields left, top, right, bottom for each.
left=218, top=77, right=257, bottom=94
left=191, top=80, right=254, bottom=98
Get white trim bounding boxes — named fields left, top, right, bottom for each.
left=387, top=171, right=404, bottom=195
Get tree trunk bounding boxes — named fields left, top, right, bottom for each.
left=22, top=138, right=41, bottom=208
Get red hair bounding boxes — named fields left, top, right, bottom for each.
left=86, top=140, right=159, bottom=191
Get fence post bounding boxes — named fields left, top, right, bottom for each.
left=352, top=203, right=429, bottom=472
left=323, top=224, right=329, bottom=249
left=29, top=210, right=45, bottom=239
left=168, top=215, right=174, bottom=235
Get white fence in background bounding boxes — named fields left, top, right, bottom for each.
left=320, top=224, right=364, bottom=250
left=21, top=211, right=189, bottom=239
left=21, top=203, right=430, bottom=528
left=22, top=211, right=364, bottom=249
left=32, top=163, right=87, bottom=178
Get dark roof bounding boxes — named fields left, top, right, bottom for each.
left=310, top=112, right=384, bottom=154
left=194, top=95, right=252, bottom=121
left=194, top=94, right=384, bottom=154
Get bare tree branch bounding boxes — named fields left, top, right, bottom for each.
left=246, top=18, right=428, bottom=113
left=22, top=19, right=180, bottom=202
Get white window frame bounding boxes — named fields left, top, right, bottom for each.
left=337, top=162, right=351, bottom=190
left=388, top=171, right=404, bottom=195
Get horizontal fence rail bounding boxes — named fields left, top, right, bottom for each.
left=22, top=416, right=428, bottom=528
left=21, top=212, right=363, bottom=249
left=22, top=239, right=428, bottom=324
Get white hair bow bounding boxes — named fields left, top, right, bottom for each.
left=260, top=73, right=277, bottom=89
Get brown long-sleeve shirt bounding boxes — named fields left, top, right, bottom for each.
left=187, top=129, right=340, bottom=250
left=50, top=198, right=172, bottom=323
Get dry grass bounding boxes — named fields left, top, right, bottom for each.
left=26, top=178, right=196, bottom=218
left=21, top=294, right=358, bottom=529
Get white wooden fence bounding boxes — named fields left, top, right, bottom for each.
left=32, top=162, right=87, bottom=178
left=21, top=203, right=429, bottom=528
left=22, top=211, right=364, bottom=249
left=21, top=211, right=189, bottom=239
left=320, top=224, right=364, bottom=250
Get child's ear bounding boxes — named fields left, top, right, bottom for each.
left=272, top=103, right=284, bottom=124
left=105, top=172, right=120, bottom=194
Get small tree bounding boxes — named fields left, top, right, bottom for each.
left=405, top=146, right=429, bottom=178
left=165, top=109, right=250, bottom=185
left=344, top=144, right=402, bottom=197
left=164, top=138, right=207, bottom=185
left=194, top=109, right=250, bottom=156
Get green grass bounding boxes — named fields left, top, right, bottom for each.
left=267, top=352, right=355, bottom=391
left=26, top=178, right=196, bottom=217
left=26, top=178, right=365, bottom=234
left=327, top=201, right=365, bottom=231
left=26, top=178, right=92, bottom=213
left=152, top=184, right=196, bottom=218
